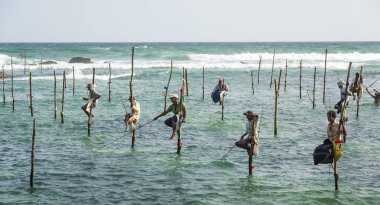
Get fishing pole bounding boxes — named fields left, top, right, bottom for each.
left=117, top=94, right=128, bottom=112
left=96, top=119, right=155, bottom=149
left=368, top=76, right=380, bottom=88
left=220, top=144, right=236, bottom=160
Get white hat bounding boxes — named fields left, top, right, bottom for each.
left=170, top=94, right=178, bottom=99
left=337, top=80, right=345, bottom=86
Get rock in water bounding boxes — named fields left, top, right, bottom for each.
left=39, top=60, right=58, bottom=65
left=69, top=57, right=92, bottom=63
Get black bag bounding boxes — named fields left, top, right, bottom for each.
left=313, top=139, right=333, bottom=165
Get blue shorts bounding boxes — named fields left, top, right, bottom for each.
left=164, top=115, right=178, bottom=127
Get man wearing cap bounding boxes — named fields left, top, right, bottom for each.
left=334, top=80, right=351, bottom=114
left=81, top=83, right=101, bottom=118
left=211, top=77, right=229, bottom=105
left=154, top=93, right=187, bottom=139
left=235, top=110, right=259, bottom=156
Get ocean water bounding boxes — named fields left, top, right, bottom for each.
left=0, top=42, right=379, bottom=204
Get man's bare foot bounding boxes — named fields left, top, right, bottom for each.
left=169, top=133, right=176, bottom=139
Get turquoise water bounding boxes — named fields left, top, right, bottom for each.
left=0, top=42, right=380, bottom=204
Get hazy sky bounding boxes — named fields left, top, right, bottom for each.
left=0, top=0, right=379, bottom=42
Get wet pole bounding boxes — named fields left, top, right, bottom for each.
left=54, top=70, right=57, bottom=119
left=88, top=68, right=96, bottom=135
left=284, top=59, right=288, bottom=91
left=108, top=63, right=111, bottom=102
left=185, top=68, right=189, bottom=96
left=30, top=118, right=36, bottom=188
left=270, top=50, right=275, bottom=88
left=222, top=79, right=225, bottom=121
left=251, top=70, right=254, bottom=95
left=11, top=57, right=15, bottom=110
left=313, top=66, right=316, bottom=109
left=249, top=114, right=259, bottom=176
left=177, top=80, right=185, bottom=154
left=334, top=62, right=352, bottom=191
left=202, top=66, right=205, bottom=99
left=257, top=56, right=262, bottom=84
left=92, top=68, right=95, bottom=85
left=164, top=61, right=173, bottom=111
left=323, top=49, right=327, bottom=104
left=29, top=72, right=33, bottom=117
left=72, top=66, right=75, bottom=95
left=60, top=70, right=65, bottom=123
left=2, top=66, right=5, bottom=103
left=277, top=69, right=282, bottom=91
left=130, top=47, right=136, bottom=147
left=356, top=66, right=363, bottom=118
left=299, top=60, right=302, bottom=99
left=274, top=80, right=279, bottom=135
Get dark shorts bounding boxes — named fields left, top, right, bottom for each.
left=164, top=115, right=178, bottom=127
left=211, top=90, right=221, bottom=103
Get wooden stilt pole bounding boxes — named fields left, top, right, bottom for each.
left=323, top=49, right=327, bottom=104
left=274, top=80, right=279, bottom=135
left=108, top=63, right=111, bottom=102
left=356, top=66, right=363, bottom=118
left=40, top=49, right=42, bottom=74
left=54, top=70, right=57, bottom=119
left=313, top=66, right=316, bottom=109
left=299, top=60, right=302, bottom=99
left=278, top=69, right=282, bottom=91
left=270, top=50, right=275, bottom=88
left=64, top=69, right=67, bottom=89
left=185, top=68, right=189, bottom=96
left=251, top=70, right=254, bottom=95
left=2, top=66, right=5, bottom=103
left=23, top=51, right=26, bottom=75
left=30, top=118, right=36, bottom=188
left=72, top=66, right=75, bottom=95
left=92, top=68, right=95, bottom=85
left=284, top=59, right=288, bottom=91
left=60, top=70, right=65, bottom=123
left=177, top=80, right=185, bottom=154
left=222, top=79, right=225, bottom=121
left=249, top=114, right=259, bottom=176
left=333, top=62, right=352, bottom=191
left=257, top=56, right=262, bottom=84
left=29, top=72, right=33, bottom=117
left=202, top=66, right=205, bottom=99
left=342, top=62, right=352, bottom=131
left=11, top=57, right=15, bottom=110
left=130, top=47, right=136, bottom=147
left=164, top=61, right=173, bottom=111
left=333, top=152, right=338, bottom=191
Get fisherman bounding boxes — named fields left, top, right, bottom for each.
left=153, top=94, right=187, bottom=139
left=366, top=87, right=380, bottom=104
left=81, top=83, right=101, bottom=119
left=349, top=72, right=363, bottom=100
left=334, top=80, right=351, bottom=114
left=235, top=110, right=259, bottom=156
left=211, top=77, right=229, bottom=105
left=326, top=110, right=347, bottom=162
left=124, top=96, right=141, bottom=131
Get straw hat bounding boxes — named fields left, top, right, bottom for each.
left=170, top=94, right=178, bottom=99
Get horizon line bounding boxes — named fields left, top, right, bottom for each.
left=1, top=40, right=380, bottom=44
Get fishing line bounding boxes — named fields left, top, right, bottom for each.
left=95, top=119, right=155, bottom=149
